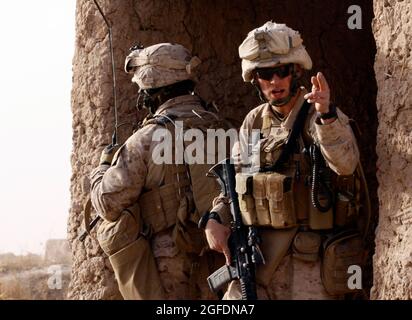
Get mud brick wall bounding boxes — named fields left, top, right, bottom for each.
left=371, top=0, right=411, bottom=300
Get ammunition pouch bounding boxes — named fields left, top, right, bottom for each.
left=236, top=172, right=296, bottom=229
left=266, top=173, right=295, bottom=228
left=253, top=173, right=271, bottom=226
left=138, top=166, right=207, bottom=254
left=321, top=230, right=365, bottom=296
left=236, top=173, right=256, bottom=225
left=139, top=183, right=183, bottom=234
left=136, top=110, right=225, bottom=254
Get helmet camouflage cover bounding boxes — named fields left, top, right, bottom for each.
left=124, top=43, right=201, bottom=89
left=238, top=21, right=313, bottom=82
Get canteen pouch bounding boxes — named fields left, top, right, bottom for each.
left=309, top=195, right=333, bottom=230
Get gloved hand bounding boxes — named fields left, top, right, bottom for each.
left=99, top=143, right=120, bottom=165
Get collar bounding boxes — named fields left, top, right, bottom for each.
left=260, top=87, right=308, bottom=130
left=154, top=94, right=203, bottom=116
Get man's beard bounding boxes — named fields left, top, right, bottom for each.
left=270, top=95, right=292, bottom=107
left=269, top=76, right=300, bottom=107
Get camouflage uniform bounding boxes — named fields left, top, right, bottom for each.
left=213, top=89, right=359, bottom=299
left=90, top=43, right=223, bottom=300
left=210, top=22, right=360, bottom=300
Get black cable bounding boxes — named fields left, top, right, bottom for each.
left=310, top=144, right=334, bottom=212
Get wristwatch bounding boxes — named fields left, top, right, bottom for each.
left=198, top=211, right=222, bottom=229
left=317, top=104, right=337, bottom=120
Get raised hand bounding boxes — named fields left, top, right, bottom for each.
left=304, top=72, right=331, bottom=114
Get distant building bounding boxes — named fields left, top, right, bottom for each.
left=44, top=239, right=71, bottom=265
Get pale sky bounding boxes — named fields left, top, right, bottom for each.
left=0, top=1, right=75, bottom=254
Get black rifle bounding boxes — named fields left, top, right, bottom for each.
left=206, top=158, right=264, bottom=300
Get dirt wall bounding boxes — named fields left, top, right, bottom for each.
left=371, top=0, right=412, bottom=300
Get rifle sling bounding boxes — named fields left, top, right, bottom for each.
left=260, top=100, right=311, bottom=172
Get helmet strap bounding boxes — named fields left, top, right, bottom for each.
left=251, top=79, right=266, bottom=103
left=138, top=90, right=160, bottom=115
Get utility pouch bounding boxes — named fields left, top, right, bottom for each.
left=97, top=203, right=141, bottom=256
left=266, top=172, right=296, bottom=228
left=173, top=196, right=206, bottom=254
left=109, top=236, right=165, bottom=299
left=253, top=173, right=271, bottom=226
left=308, top=197, right=333, bottom=230
left=139, top=189, right=168, bottom=234
left=321, top=231, right=364, bottom=296
left=173, top=220, right=206, bottom=254
left=235, top=173, right=256, bottom=225
left=139, top=184, right=178, bottom=234
left=334, top=174, right=358, bottom=228
left=292, top=231, right=321, bottom=262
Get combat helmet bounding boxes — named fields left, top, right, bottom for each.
left=125, top=43, right=201, bottom=113
left=239, top=21, right=312, bottom=82
left=239, top=21, right=312, bottom=106
left=125, top=42, right=201, bottom=89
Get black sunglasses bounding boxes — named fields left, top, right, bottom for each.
left=255, top=64, right=293, bottom=81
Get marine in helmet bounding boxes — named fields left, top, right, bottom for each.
left=205, top=22, right=362, bottom=299
left=90, top=43, right=229, bottom=300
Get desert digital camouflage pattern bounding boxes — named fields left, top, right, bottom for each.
left=239, top=21, right=313, bottom=82
left=239, top=88, right=359, bottom=175
left=91, top=95, right=221, bottom=299
left=124, top=43, right=201, bottom=89
left=213, top=88, right=360, bottom=300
